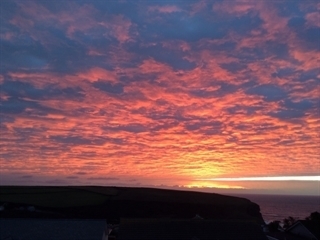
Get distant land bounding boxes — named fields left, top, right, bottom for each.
left=0, top=186, right=264, bottom=224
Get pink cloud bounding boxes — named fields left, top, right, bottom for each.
left=212, top=1, right=255, bottom=16
left=305, top=12, right=320, bottom=28
left=98, top=15, right=137, bottom=43
left=77, top=67, right=118, bottom=83
left=148, top=5, right=182, bottom=13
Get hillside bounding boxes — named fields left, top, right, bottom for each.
left=0, top=186, right=264, bottom=224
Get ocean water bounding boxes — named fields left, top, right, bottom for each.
left=233, top=194, right=320, bottom=223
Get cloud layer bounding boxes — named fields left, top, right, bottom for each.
left=1, top=0, right=319, bottom=193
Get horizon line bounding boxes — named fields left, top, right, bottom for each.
left=197, top=176, right=320, bottom=181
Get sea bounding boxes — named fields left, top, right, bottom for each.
left=233, top=194, right=320, bottom=223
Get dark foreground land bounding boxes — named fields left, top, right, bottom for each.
left=0, top=186, right=264, bottom=224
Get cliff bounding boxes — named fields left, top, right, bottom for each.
left=0, top=186, right=264, bottom=224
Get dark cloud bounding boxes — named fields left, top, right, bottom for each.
left=275, top=1, right=301, bottom=17
left=77, top=152, right=97, bottom=158
left=271, top=68, right=295, bottom=78
left=21, top=175, right=33, bottom=179
left=190, top=82, right=239, bottom=98
left=0, top=97, right=43, bottom=114
left=112, top=124, right=148, bottom=133
left=141, top=14, right=225, bottom=42
left=146, top=109, right=190, bottom=122
left=1, top=80, right=84, bottom=100
left=127, top=43, right=196, bottom=70
left=12, top=127, right=48, bottom=143
left=86, top=0, right=138, bottom=17
left=141, top=9, right=262, bottom=42
left=92, top=80, right=124, bottom=94
left=0, top=1, right=17, bottom=19
left=226, top=105, right=263, bottom=115
left=228, top=13, right=263, bottom=34
left=266, top=42, right=290, bottom=59
left=45, top=179, right=68, bottom=184
left=220, top=62, right=247, bottom=73
left=87, top=177, right=119, bottom=181
left=278, top=139, right=295, bottom=145
left=236, top=41, right=290, bottom=62
left=50, top=136, right=107, bottom=145
left=288, top=17, right=306, bottom=29
left=296, top=69, right=320, bottom=82
left=283, top=99, right=314, bottom=111
left=288, top=17, right=320, bottom=51
left=151, top=121, right=179, bottom=132
left=1, top=38, right=48, bottom=72
left=49, top=134, right=125, bottom=146
left=1, top=26, right=96, bottom=74
left=233, top=123, right=253, bottom=131
left=66, top=176, right=78, bottom=179
left=302, top=27, right=320, bottom=50
left=0, top=115, right=15, bottom=124
left=269, top=109, right=305, bottom=120
left=246, top=84, right=286, bottom=101
left=185, top=120, right=222, bottom=132
left=44, top=30, right=90, bottom=73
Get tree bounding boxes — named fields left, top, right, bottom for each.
left=305, top=211, right=320, bottom=223
left=283, top=216, right=296, bottom=229
left=268, top=220, right=281, bottom=232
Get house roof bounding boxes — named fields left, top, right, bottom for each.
left=300, top=220, right=320, bottom=240
left=117, top=219, right=268, bottom=240
left=0, top=218, right=107, bottom=240
left=267, top=231, right=308, bottom=240
left=286, top=220, right=320, bottom=240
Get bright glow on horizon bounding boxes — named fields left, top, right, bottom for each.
left=198, top=176, right=320, bottom=181
left=184, top=182, right=245, bottom=189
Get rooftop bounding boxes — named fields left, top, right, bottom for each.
left=0, top=218, right=107, bottom=240
left=117, top=218, right=268, bottom=240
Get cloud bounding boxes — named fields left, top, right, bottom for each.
left=148, top=5, right=182, bottom=14
left=269, top=109, right=306, bottom=120
left=92, top=80, right=124, bottom=94
left=127, top=43, right=196, bottom=70
left=66, top=176, right=78, bottom=179
left=50, top=136, right=107, bottom=145
left=0, top=0, right=319, bottom=194
left=283, top=99, right=314, bottom=111
left=246, top=84, right=287, bottom=101
left=212, top=1, right=255, bottom=16
left=305, top=12, right=320, bottom=28
left=21, top=175, right=33, bottom=179
left=87, top=177, right=119, bottom=181
left=0, top=97, right=57, bottom=114
left=0, top=80, right=84, bottom=100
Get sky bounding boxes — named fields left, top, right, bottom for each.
left=0, top=0, right=319, bottom=195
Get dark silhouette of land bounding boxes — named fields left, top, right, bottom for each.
left=0, top=186, right=264, bottom=224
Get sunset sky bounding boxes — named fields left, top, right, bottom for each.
left=0, top=0, right=319, bottom=195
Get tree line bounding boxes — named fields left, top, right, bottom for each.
left=268, top=211, right=320, bottom=231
